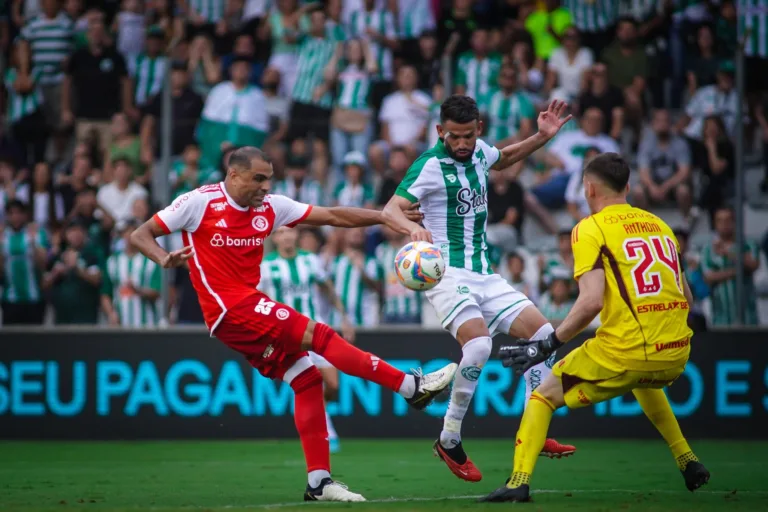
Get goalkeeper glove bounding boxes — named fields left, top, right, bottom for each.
left=498, top=332, right=563, bottom=375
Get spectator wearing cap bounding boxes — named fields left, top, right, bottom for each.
left=272, top=150, right=324, bottom=206
left=62, top=13, right=135, bottom=154
left=100, top=220, right=162, bottom=327
left=197, top=54, right=269, bottom=169
left=325, top=38, right=377, bottom=181
left=285, top=9, right=339, bottom=151
left=454, top=27, right=502, bottom=102
left=333, top=151, right=374, bottom=209
left=369, top=65, right=430, bottom=175
left=634, top=109, right=695, bottom=223
left=97, top=157, right=148, bottom=227
left=42, top=219, right=103, bottom=325
left=127, top=25, right=168, bottom=108
left=479, top=64, right=535, bottom=148
left=0, top=200, right=49, bottom=325
left=140, top=59, right=205, bottom=163
left=677, top=60, right=742, bottom=144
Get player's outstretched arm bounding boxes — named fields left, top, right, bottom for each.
left=555, top=269, right=605, bottom=343
left=382, top=195, right=432, bottom=243
left=300, top=204, right=423, bottom=231
left=131, top=219, right=195, bottom=269
left=492, top=100, right=572, bottom=171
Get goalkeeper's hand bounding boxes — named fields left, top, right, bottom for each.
left=498, top=333, right=563, bottom=375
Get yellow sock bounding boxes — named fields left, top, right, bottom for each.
left=633, top=388, right=698, bottom=470
left=507, top=391, right=555, bottom=488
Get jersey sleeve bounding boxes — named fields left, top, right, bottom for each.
left=268, top=194, right=313, bottom=229
left=572, top=218, right=604, bottom=280
left=395, top=156, right=438, bottom=203
left=476, top=139, right=501, bottom=169
left=153, top=189, right=209, bottom=234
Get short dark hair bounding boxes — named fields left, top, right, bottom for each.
left=440, top=95, right=480, bottom=125
left=5, top=199, right=26, bottom=214
left=228, top=146, right=270, bottom=171
left=583, top=152, right=630, bottom=192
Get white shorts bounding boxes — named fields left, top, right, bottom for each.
left=309, top=351, right=332, bottom=369
left=425, top=267, right=533, bottom=338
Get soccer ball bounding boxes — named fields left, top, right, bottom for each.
left=394, top=241, right=446, bottom=291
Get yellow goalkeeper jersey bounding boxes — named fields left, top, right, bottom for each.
left=571, top=203, right=693, bottom=371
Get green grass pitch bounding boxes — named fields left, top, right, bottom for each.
left=1, top=440, right=767, bottom=512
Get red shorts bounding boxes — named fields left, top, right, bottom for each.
left=214, top=292, right=310, bottom=380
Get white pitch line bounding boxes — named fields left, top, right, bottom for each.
left=243, top=489, right=768, bottom=509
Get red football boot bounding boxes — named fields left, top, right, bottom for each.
left=433, top=440, right=483, bottom=482
left=540, top=438, right=576, bottom=459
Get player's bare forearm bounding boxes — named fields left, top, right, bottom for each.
left=382, top=196, right=422, bottom=236
left=493, top=132, right=550, bottom=170
left=555, top=270, right=604, bottom=342
left=131, top=219, right=172, bottom=266
left=302, top=206, right=382, bottom=228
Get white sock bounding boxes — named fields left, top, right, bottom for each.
left=325, top=411, right=338, bottom=441
left=439, top=336, right=492, bottom=448
left=398, top=375, right=416, bottom=398
left=308, top=469, right=331, bottom=488
left=524, top=323, right=556, bottom=405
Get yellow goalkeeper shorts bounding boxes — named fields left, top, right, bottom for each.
left=552, top=344, right=687, bottom=410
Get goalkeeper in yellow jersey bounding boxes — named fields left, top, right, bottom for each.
left=482, top=153, right=710, bottom=502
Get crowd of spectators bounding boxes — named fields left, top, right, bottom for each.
left=0, top=0, right=767, bottom=329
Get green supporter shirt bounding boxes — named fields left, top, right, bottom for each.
left=49, top=245, right=104, bottom=324
left=1, top=226, right=49, bottom=304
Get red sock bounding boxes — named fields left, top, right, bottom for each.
left=290, top=367, right=330, bottom=473
left=312, top=323, right=406, bottom=393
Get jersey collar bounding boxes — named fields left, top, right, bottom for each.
left=219, top=182, right=249, bottom=212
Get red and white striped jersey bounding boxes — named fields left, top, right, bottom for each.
left=153, top=183, right=312, bottom=332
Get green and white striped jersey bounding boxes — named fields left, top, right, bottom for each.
left=4, top=68, right=44, bottom=123
left=374, top=241, right=421, bottom=321
left=292, top=36, right=337, bottom=108
left=1, top=227, right=49, bottom=304
left=101, top=251, right=162, bottom=327
left=325, top=20, right=347, bottom=42
left=738, top=0, right=768, bottom=58
left=479, top=88, right=535, bottom=144
left=269, top=11, right=310, bottom=56
left=259, top=250, right=329, bottom=321
left=333, top=181, right=374, bottom=208
left=328, top=254, right=381, bottom=327
left=455, top=52, right=502, bottom=102
left=272, top=178, right=325, bottom=206
left=536, top=292, right=573, bottom=324
left=700, top=238, right=760, bottom=326
left=188, top=0, right=225, bottom=23
left=19, top=12, right=74, bottom=85
left=396, top=0, right=435, bottom=39
left=346, top=9, right=397, bottom=80
left=562, top=0, right=618, bottom=33
left=129, top=53, right=168, bottom=107
left=396, top=139, right=501, bottom=275
left=540, top=255, right=573, bottom=286
left=336, top=63, right=371, bottom=110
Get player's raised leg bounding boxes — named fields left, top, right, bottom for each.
left=302, top=321, right=457, bottom=409
left=633, top=388, right=709, bottom=491
left=505, top=305, right=576, bottom=459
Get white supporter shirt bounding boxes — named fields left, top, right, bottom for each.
left=379, top=90, right=432, bottom=146
left=97, top=182, right=149, bottom=225
left=683, top=85, right=742, bottom=141
left=548, top=47, right=594, bottom=100
left=547, top=130, right=620, bottom=175
left=153, top=183, right=311, bottom=332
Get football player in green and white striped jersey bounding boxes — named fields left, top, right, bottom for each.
left=100, top=221, right=162, bottom=328
left=259, top=226, right=355, bottom=453
left=383, top=95, right=576, bottom=482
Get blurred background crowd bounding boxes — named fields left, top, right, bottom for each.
left=1, top=0, right=768, bottom=329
